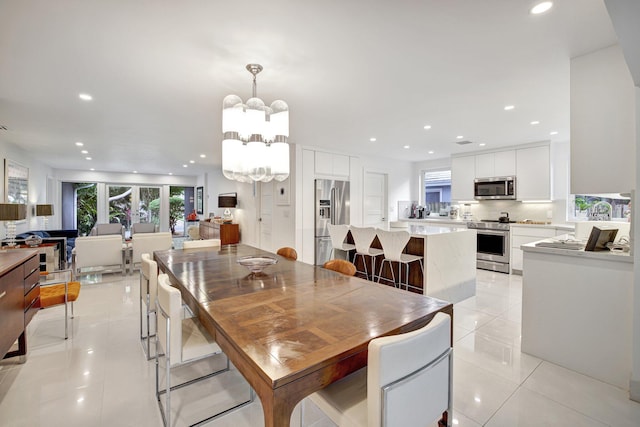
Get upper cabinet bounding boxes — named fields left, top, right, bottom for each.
left=516, top=145, right=551, bottom=200
left=570, top=45, right=635, bottom=194
left=451, top=143, right=551, bottom=201
left=451, top=155, right=476, bottom=201
left=475, top=150, right=516, bottom=178
left=315, top=152, right=350, bottom=178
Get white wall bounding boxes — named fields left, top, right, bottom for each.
left=570, top=44, right=636, bottom=194
left=632, top=86, right=640, bottom=401
left=0, top=139, right=54, bottom=236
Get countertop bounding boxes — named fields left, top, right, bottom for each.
left=521, top=234, right=632, bottom=263
left=384, top=223, right=471, bottom=237
left=401, top=217, right=575, bottom=231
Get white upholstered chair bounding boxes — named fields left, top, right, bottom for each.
left=328, top=223, right=356, bottom=261
left=155, top=274, right=253, bottom=427
left=376, top=229, right=424, bottom=291
left=309, top=312, right=453, bottom=427
left=74, top=235, right=126, bottom=277
left=350, top=226, right=384, bottom=281
left=140, top=253, right=158, bottom=360
left=89, top=222, right=125, bottom=238
left=182, top=239, right=221, bottom=249
left=131, top=222, right=157, bottom=234
left=130, top=232, right=173, bottom=274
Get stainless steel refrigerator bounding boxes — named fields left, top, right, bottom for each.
left=315, top=179, right=350, bottom=265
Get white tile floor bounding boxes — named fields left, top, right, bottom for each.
left=1, top=269, right=639, bottom=426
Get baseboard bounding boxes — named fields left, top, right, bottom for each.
left=630, top=379, right=640, bottom=403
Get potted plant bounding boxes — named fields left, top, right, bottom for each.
left=574, top=197, right=593, bottom=218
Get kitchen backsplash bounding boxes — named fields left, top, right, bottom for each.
left=459, top=200, right=565, bottom=223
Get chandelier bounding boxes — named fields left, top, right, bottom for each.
left=222, top=64, right=289, bottom=183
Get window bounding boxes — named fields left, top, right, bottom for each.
left=423, top=170, right=451, bottom=210
left=570, top=193, right=630, bottom=221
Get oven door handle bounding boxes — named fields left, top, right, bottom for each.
left=476, top=229, right=508, bottom=236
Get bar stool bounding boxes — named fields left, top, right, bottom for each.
left=350, top=226, right=384, bottom=281
left=327, top=224, right=356, bottom=261
left=140, top=253, right=158, bottom=360
left=376, top=229, right=424, bottom=290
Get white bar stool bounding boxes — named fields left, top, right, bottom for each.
left=327, top=223, right=356, bottom=261
left=350, top=226, right=384, bottom=281
left=376, top=229, right=424, bottom=290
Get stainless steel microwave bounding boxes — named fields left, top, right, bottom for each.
left=474, top=176, right=516, bottom=200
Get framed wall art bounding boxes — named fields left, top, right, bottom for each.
left=4, top=159, right=29, bottom=204
left=196, top=186, right=204, bottom=214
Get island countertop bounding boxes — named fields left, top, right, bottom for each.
left=521, top=234, right=632, bottom=264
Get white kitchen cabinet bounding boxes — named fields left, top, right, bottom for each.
left=475, top=150, right=515, bottom=178
left=451, top=155, right=476, bottom=201
left=314, top=151, right=350, bottom=178
left=516, top=145, right=550, bottom=200
left=510, top=225, right=563, bottom=273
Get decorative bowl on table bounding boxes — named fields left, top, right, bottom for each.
left=25, top=235, right=43, bottom=247
left=237, top=256, right=278, bottom=275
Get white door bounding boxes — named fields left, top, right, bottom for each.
left=364, top=172, right=387, bottom=228
left=259, top=182, right=273, bottom=252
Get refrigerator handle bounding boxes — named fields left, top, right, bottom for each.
left=330, top=187, right=336, bottom=224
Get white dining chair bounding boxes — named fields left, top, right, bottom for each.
left=328, top=223, right=356, bottom=261
left=140, top=253, right=158, bottom=360
left=376, top=229, right=424, bottom=291
left=155, top=273, right=253, bottom=427
left=182, top=239, right=221, bottom=249
left=350, top=226, right=384, bottom=281
left=309, top=312, right=453, bottom=427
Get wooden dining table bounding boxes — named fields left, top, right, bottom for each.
left=154, top=244, right=453, bottom=427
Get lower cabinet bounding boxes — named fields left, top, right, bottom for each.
left=1, top=251, right=40, bottom=359
left=199, top=222, right=240, bottom=245
left=510, top=226, right=564, bottom=274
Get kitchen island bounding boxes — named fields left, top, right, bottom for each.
left=521, top=238, right=633, bottom=389
left=353, top=224, right=476, bottom=303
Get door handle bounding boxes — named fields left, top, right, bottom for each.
left=0, top=291, right=6, bottom=299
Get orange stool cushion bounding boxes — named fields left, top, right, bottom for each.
left=40, top=281, right=81, bottom=308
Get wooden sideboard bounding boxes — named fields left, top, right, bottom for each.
left=199, top=221, right=240, bottom=245
left=1, top=250, right=40, bottom=360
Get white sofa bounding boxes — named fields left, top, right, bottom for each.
left=130, top=232, right=173, bottom=273
left=74, top=235, right=126, bottom=277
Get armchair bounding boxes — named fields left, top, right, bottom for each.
left=74, top=235, right=126, bottom=277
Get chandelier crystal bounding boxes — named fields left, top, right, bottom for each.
left=222, top=64, right=289, bottom=183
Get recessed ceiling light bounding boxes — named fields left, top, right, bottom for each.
left=530, top=1, right=553, bottom=15
left=90, top=168, right=95, bottom=171
left=370, top=137, right=377, bottom=142
left=479, top=143, right=486, bottom=147
left=189, top=160, right=195, bottom=164
left=550, top=131, right=558, bottom=135
left=85, top=157, right=92, bottom=160
left=423, top=125, right=432, bottom=130
left=428, top=150, right=434, bottom=154
left=78, top=93, right=93, bottom=101
left=504, top=105, right=515, bottom=111
left=182, top=164, right=188, bottom=168
left=456, top=135, right=464, bottom=139
left=168, top=172, right=173, bottom=175
left=199, top=154, right=206, bottom=158
left=133, top=171, right=138, bottom=174
left=403, top=145, right=410, bottom=149
left=81, top=150, right=88, bottom=154
left=530, top=121, right=540, bottom=125
left=75, top=141, right=84, bottom=146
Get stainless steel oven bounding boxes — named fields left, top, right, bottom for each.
left=467, top=222, right=510, bottom=273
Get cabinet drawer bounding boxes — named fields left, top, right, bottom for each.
left=511, top=226, right=557, bottom=239
left=24, top=267, right=40, bottom=295
left=25, top=284, right=40, bottom=309
left=24, top=254, right=39, bottom=278
left=24, top=295, right=40, bottom=326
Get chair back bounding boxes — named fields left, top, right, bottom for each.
left=183, top=239, right=221, bottom=249
left=323, top=259, right=356, bottom=276
left=131, top=222, right=156, bottom=234
left=376, top=229, right=411, bottom=262
left=132, top=232, right=173, bottom=264
left=277, top=247, right=298, bottom=261
left=90, top=223, right=125, bottom=238
left=74, top=235, right=124, bottom=269
left=327, top=224, right=350, bottom=248
left=157, top=273, right=183, bottom=364
left=350, top=226, right=377, bottom=254
left=367, top=312, right=452, bottom=427
left=141, top=253, right=158, bottom=304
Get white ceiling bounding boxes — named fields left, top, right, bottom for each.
left=0, top=0, right=620, bottom=177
